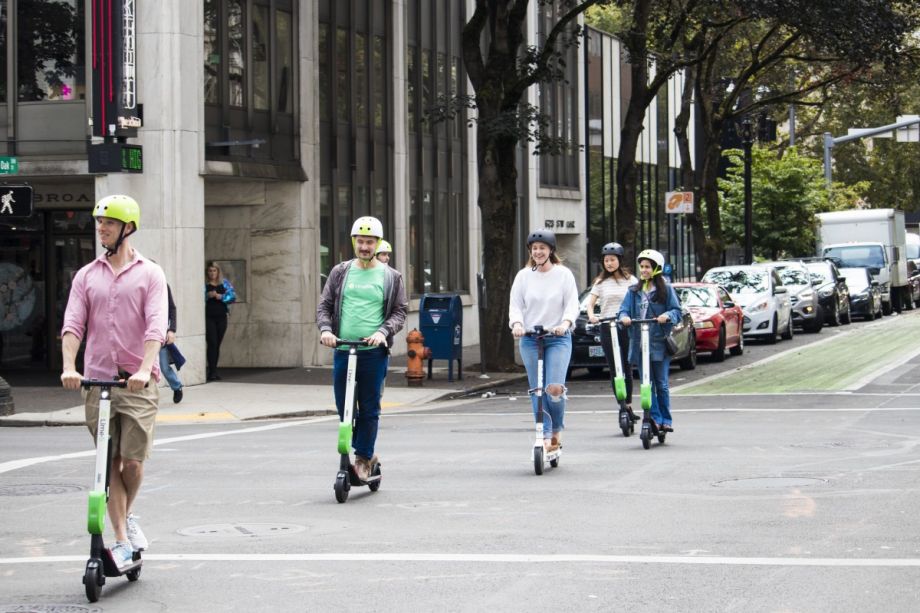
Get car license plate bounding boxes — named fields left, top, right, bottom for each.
left=588, top=345, right=604, bottom=358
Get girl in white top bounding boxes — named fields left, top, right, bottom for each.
left=586, top=242, right=638, bottom=415
left=509, top=229, right=580, bottom=451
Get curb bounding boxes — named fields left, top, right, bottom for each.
left=434, top=373, right=529, bottom=401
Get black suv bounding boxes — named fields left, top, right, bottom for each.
left=802, top=258, right=851, bottom=326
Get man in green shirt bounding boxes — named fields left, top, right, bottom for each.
left=317, top=217, right=408, bottom=481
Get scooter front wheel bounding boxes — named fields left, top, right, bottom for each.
left=83, top=560, right=103, bottom=602
left=640, top=426, right=651, bottom=450
left=533, top=446, right=545, bottom=475
left=334, top=473, right=349, bottom=503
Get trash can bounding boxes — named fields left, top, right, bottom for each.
left=419, top=293, right=463, bottom=381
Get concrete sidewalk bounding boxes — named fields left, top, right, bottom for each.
left=0, top=343, right=527, bottom=427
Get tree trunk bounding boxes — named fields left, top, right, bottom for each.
left=695, top=137, right=727, bottom=272
left=615, top=94, right=650, bottom=262
left=477, top=135, right=520, bottom=371
left=674, top=64, right=699, bottom=276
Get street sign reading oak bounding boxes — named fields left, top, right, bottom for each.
left=0, top=157, right=18, bottom=175
left=0, top=185, right=34, bottom=218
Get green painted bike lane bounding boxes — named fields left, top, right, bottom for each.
left=674, top=312, right=920, bottom=395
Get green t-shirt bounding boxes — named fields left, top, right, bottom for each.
left=338, top=264, right=386, bottom=349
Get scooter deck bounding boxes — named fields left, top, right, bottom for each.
left=101, top=547, right=143, bottom=577
left=347, top=463, right=382, bottom=486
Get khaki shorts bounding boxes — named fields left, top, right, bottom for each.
left=83, top=384, right=160, bottom=461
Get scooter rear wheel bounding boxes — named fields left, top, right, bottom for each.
left=367, top=463, right=382, bottom=492
left=657, top=432, right=666, bottom=444
left=83, top=562, right=102, bottom=602
left=550, top=455, right=559, bottom=468
left=533, top=447, right=545, bottom=475
left=334, top=474, right=349, bottom=503
left=126, top=565, right=142, bottom=582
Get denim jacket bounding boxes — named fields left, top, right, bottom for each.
left=617, top=280, right=682, bottom=363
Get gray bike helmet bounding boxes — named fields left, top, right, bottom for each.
left=601, top=242, right=624, bottom=257
left=526, top=229, right=556, bottom=251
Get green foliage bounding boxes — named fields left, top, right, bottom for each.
left=718, top=146, right=865, bottom=259
left=583, top=4, right=627, bottom=35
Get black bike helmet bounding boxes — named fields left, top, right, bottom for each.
left=601, top=242, right=624, bottom=257
left=526, top=229, right=556, bottom=251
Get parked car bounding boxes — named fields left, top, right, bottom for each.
left=839, top=267, right=883, bottom=320
left=906, top=260, right=920, bottom=309
left=700, top=265, right=793, bottom=344
left=802, top=258, right=852, bottom=326
left=673, top=282, right=744, bottom=361
left=568, top=287, right=698, bottom=375
left=756, top=261, right=823, bottom=333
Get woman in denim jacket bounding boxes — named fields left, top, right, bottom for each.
left=617, top=249, right=682, bottom=432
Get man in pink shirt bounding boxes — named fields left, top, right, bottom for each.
left=60, top=194, right=167, bottom=569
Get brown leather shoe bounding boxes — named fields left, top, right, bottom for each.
left=550, top=432, right=562, bottom=449
left=354, top=456, right=370, bottom=481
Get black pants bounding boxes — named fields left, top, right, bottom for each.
left=205, top=313, right=228, bottom=376
left=599, top=322, right=633, bottom=405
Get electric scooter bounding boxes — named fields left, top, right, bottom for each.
left=586, top=317, right=635, bottom=437
left=333, top=339, right=382, bottom=503
left=80, top=378, right=142, bottom=603
left=629, top=319, right=668, bottom=450
left=525, top=326, right=562, bottom=475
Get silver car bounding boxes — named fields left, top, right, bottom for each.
left=756, top=261, right=824, bottom=333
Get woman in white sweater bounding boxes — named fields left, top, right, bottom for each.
left=509, top=229, right=580, bottom=451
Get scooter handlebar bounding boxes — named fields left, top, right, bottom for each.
left=80, top=378, right=128, bottom=389
left=335, top=339, right=370, bottom=348
left=523, top=326, right=554, bottom=338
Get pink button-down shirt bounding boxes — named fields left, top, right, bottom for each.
left=61, top=251, right=168, bottom=382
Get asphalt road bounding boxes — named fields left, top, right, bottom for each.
left=1, top=313, right=919, bottom=612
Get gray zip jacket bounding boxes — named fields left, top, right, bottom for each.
left=316, top=260, right=408, bottom=348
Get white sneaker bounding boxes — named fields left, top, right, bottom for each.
left=110, top=541, right=135, bottom=569
left=126, top=513, right=148, bottom=551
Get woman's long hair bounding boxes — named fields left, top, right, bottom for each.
left=592, top=255, right=632, bottom=286
left=206, top=261, right=225, bottom=285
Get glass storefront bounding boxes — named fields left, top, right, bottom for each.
left=0, top=208, right=94, bottom=370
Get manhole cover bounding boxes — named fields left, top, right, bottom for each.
left=0, top=484, right=84, bottom=497
left=451, top=428, right=533, bottom=434
left=713, top=477, right=826, bottom=489
left=177, top=523, right=305, bottom=538
left=0, top=606, right=100, bottom=613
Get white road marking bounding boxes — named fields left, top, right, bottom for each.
left=2, top=552, right=920, bottom=568
left=0, top=419, right=326, bottom=475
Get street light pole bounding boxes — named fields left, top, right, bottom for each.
left=740, top=118, right=755, bottom=265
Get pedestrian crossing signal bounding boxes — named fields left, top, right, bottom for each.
left=0, top=185, right=33, bottom=218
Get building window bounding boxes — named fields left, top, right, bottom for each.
left=406, top=0, right=468, bottom=295
left=537, top=3, right=579, bottom=189
left=203, top=0, right=298, bottom=163
left=18, top=0, right=85, bottom=102
left=318, top=0, right=392, bottom=283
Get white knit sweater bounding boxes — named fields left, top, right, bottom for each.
left=508, top=264, right=581, bottom=331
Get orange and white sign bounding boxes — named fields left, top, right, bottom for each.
left=665, top=191, right=693, bottom=214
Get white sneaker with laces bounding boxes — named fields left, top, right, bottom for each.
left=126, top=513, right=148, bottom=551
left=110, top=541, right=135, bottom=569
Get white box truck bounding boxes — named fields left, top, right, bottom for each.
left=816, top=208, right=908, bottom=314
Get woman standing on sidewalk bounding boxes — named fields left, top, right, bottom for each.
left=586, top=242, right=638, bottom=418
left=205, top=262, right=236, bottom=381
left=509, top=229, right=580, bottom=451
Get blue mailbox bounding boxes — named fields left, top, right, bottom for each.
left=419, top=293, right=463, bottom=381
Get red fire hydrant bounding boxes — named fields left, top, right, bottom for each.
left=406, top=328, right=431, bottom=387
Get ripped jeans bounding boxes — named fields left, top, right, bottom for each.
left=519, top=333, right=572, bottom=437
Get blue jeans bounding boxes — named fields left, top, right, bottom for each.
left=639, top=357, right=672, bottom=426
left=519, top=333, right=572, bottom=437
left=158, top=347, right=182, bottom=392
left=333, top=346, right=389, bottom=459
